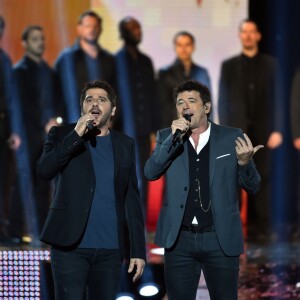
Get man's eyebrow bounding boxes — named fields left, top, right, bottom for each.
left=177, top=97, right=196, bottom=102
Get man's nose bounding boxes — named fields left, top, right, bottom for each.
left=183, top=101, right=190, bottom=109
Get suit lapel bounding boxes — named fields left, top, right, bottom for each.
left=182, top=139, right=189, bottom=176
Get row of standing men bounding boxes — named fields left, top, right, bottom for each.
left=0, top=11, right=286, bottom=242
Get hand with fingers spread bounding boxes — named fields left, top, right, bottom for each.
left=128, top=258, right=145, bottom=282
left=235, top=133, right=264, bottom=165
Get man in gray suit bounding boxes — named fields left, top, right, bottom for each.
left=145, top=80, right=262, bottom=300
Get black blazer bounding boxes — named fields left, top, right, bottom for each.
left=290, top=67, right=300, bottom=139
left=36, top=124, right=146, bottom=260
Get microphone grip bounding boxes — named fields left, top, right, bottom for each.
left=172, top=129, right=182, bottom=144
left=171, top=114, right=191, bottom=145
left=87, top=120, right=94, bottom=130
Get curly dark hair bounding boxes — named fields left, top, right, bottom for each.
left=80, top=80, right=116, bottom=108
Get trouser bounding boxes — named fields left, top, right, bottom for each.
left=51, top=248, right=122, bottom=300
left=164, top=229, right=239, bottom=300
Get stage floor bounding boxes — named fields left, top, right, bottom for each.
left=1, top=238, right=300, bottom=299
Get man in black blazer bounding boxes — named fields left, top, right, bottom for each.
left=37, top=80, right=145, bottom=300
left=218, top=19, right=282, bottom=239
left=145, top=80, right=261, bottom=300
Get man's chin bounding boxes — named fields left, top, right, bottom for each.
left=84, top=38, right=98, bottom=45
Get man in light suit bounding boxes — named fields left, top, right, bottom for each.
left=145, top=80, right=261, bottom=300
left=37, top=80, right=145, bottom=300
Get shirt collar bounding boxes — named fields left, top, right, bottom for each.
left=189, top=122, right=211, bottom=154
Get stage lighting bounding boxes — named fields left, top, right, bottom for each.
left=149, top=247, right=164, bottom=255
left=56, top=116, right=63, bottom=124
left=116, top=293, right=134, bottom=300
left=139, top=283, right=159, bottom=297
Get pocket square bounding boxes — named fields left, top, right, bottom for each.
left=216, top=153, right=231, bottom=159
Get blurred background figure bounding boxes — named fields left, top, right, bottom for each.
left=291, top=66, right=300, bottom=151
left=0, top=15, right=14, bottom=242
left=55, top=10, right=116, bottom=123
left=7, top=25, right=59, bottom=243
left=158, top=31, right=212, bottom=128
left=290, top=63, right=300, bottom=233
left=115, top=17, right=159, bottom=213
left=218, top=19, right=283, bottom=241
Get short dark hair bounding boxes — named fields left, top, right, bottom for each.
left=21, top=25, right=43, bottom=41
left=0, top=15, right=5, bottom=33
left=239, top=18, right=261, bottom=33
left=78, top=10, right=102, bottom=25
left=80, top=80, right=116, bottom=108
left=173, top=31, right=195, bottom=44
left=173, top=80, right=211, bottom=116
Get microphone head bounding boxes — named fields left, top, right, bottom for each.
left=183, top=114, right=192, bottom=122
left=87, top=121, right=94, bottom=130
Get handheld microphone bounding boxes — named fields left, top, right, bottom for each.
left=172, top=114, right=192, bottom=145
left=87, top=120, right=95, bottom=130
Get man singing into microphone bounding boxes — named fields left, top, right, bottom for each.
left=145, top=80, right=262, bottom=300
left=37, top=80, right=146, bottom=300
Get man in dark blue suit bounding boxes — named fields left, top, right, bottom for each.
left=158, top=31, right=212, bottom=128
left=145, top=80, right=261, bottom=299
left=0, top=15, right=14, bottom=241
left=37, top=80, right=145, bottom=299
left=55, top=10, right=116, bottom=123
left=9, top=25, right=59, bottom=242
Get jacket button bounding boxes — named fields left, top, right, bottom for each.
left=180, top=204, right=184, bottom=209
left=90, top=188, right=94, bottom=193
left=184, top=187, right=188, bottom=191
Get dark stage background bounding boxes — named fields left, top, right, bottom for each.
left=250, top=0, right=300, bottom=234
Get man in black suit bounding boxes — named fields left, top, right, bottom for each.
left=145, top=80, right=261, bottom=300
left=115, top=16, right=159, bottom=212
left=218, top=19, right=283, bottom=239
left=291, top=66, right=300, bottom=150
left=37, top=80, right=146, bottom=300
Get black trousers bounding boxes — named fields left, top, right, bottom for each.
left=164, top=229, right=239, bottom=300
left=51, top=248, right=122, bottom=300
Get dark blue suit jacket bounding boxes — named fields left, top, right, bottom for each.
left=37, top=124, right=146, bottom=260
left=144, top=122, right=260, bottom=256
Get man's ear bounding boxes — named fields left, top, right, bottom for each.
left=204, top=102, right=211, bottom=113
left=111, top=106, right=116, bottom=116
